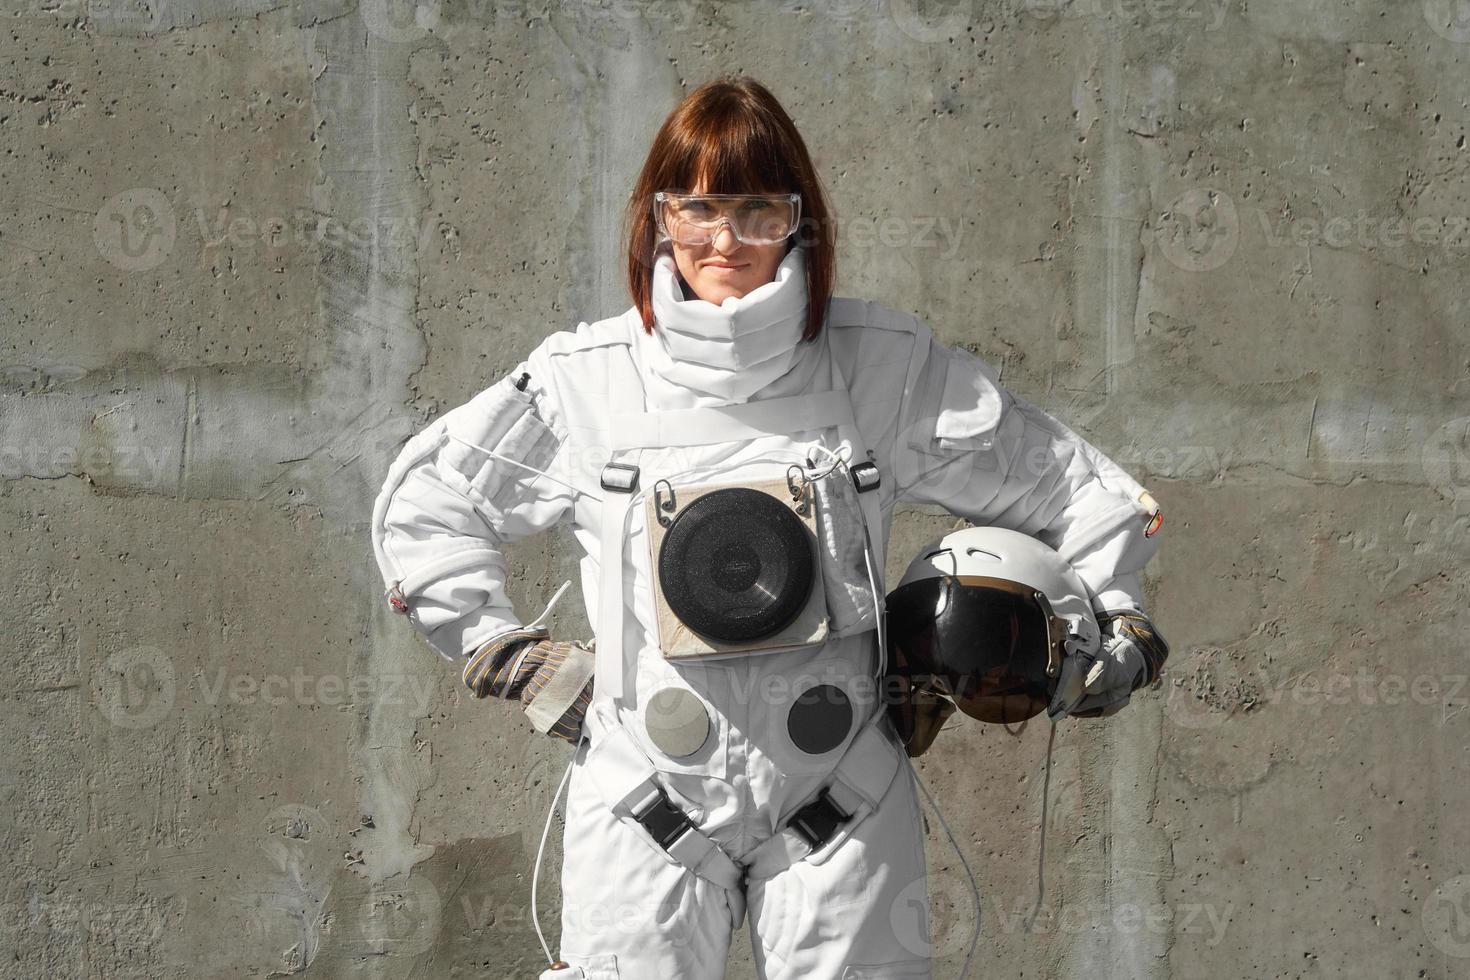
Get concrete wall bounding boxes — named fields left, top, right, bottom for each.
left=4, top=1, right=1468, bottom=977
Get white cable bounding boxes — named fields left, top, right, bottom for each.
left=803, top=441, right=852, bottom=480
left=907, top=758, right=981, bottom=980
left=491, top=580, right=575, bottom=684
left=524, top=579, right=574, bottom=633
left=444, top=432, right=604, bottom=504
left=859, top=515, right=887, bottom=684
left=856, top=521, right=887, bottom=685
left=531, top=732, right=585, bottom=965
left=526, top=577, right=585, bottom=965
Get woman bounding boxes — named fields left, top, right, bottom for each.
left=371, top=76, right=1166, bottom=980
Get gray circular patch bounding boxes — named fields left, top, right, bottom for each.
left=644, top=687, right=711, bottom=759
left=788, top=684, right=853, bottom=755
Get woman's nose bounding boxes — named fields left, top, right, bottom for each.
left=711, top=220, right=741, bottom=253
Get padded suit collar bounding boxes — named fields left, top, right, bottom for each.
left=639, top=240, right=819, bottom=408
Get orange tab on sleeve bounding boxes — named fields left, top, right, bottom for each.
left=1139, top=490, right=1163, bottom=537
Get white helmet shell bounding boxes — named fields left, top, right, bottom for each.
left=894, top=525, right=1103, bottom=661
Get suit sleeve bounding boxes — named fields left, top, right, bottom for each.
left=370, top=357, right=573, bottom=663
left=891, top=323, right=1162, bottom=616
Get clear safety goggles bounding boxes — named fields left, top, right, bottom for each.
left=653, top=191, right=802, bottom=246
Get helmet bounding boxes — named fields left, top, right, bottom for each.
left=884, top=526, right=1102, bottom=730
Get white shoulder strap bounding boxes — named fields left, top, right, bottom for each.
left=606, top=388, right=854, bottom=450
left=590, top=315, right=648, bottom=702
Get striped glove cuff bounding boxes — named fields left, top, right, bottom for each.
left=1099, top=610, right=1170, bottom=690
left=461, top=627, right=594, bottom=744
left=462, top=626, right=553, bottom=700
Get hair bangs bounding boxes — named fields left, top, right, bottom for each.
left=623, top=75, right=836, bottom=343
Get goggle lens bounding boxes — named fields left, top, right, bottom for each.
left=655, top=192, right=801, bottom=246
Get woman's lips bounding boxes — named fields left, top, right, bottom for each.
left=703, top=262, right=748, bottom=275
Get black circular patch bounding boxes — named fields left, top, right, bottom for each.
left=787, top=684, right=853, bottom=755
left=658, top=487, right=814, bottom=643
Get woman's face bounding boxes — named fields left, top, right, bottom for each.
left=669, top=177, right=789, bottom=305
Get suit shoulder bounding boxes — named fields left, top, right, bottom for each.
left=433, top=313, right=632, bottom=441
left=532, top=309, right=635, bottom=364
left=824, top=296, right=926, bottom=338
left=823, top=296, right=935, bottom=385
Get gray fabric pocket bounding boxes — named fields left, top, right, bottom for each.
left=810, top=468, right=879, bottom=637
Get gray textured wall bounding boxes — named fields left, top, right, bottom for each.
left=4, top=1, right=1469, bottom=977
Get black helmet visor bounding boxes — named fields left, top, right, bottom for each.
left=885, top=574, right=1067, bottom=724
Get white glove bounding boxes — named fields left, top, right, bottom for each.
left=1047, top=611, right=1167, bottom=721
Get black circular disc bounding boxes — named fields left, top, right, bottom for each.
left=788, top=684, right=853, bottom=755
left=658, top=487, right=814, bottom=642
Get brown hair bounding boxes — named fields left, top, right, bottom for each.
left=622, top=76, right=835, bottom=341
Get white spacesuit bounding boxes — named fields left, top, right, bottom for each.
left=370, top=242, right=1161, bottom=979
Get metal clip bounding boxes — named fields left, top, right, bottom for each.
left=653, top=479, right=677, bottom=527
left=786, top=464, right=810, bottom=516
left=1039, top=591, right=1075, bottom=678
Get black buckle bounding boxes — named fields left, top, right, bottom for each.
left=631, top=785, right=696, bottom=850
left=600, top=462, right=639, bottom=494
left=850, top=460, right=881, bottom=493
left=788, top=786, right=851, bottom=851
